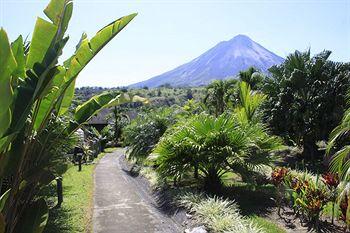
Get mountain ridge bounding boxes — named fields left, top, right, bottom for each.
left=130, top=35, right=284, bottom=88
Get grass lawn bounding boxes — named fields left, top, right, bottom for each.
left=43, top=149, right=113, bottom=233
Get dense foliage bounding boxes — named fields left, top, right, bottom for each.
left=123, top=107, right=179, bottom=162
left=263, top=50, right=350, bottom=160
left=155, top=82, right=283, bottom=193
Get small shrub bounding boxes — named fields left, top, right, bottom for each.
left=272, top=168, right=333, bottom=227
left=178, top=193, right=265, bottom=233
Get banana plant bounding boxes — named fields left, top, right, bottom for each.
left=0, top=0, right=142, bottom=232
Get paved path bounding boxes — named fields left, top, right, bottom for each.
left=93, top=149, right=181, bottom=233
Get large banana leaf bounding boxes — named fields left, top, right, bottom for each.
left=33, top=66, right=66, bottom=130
left=27, top=0, right=72, bottom=70
left=66, top=92, right=147, bottom=134
left=34, top=13, right=137, bottom=130
left=26, top=17, right=58, bottom=70
left=0, top=29, right=16, bottom=138
left=58, top=13, right=137, bottom=115
left=21, top=0, right=72, bottom=131
left=11, top=35, right=25, bottom=79
left=9, top=3, right=71, bottom=136
left=44, top=0, right=73, bottom=35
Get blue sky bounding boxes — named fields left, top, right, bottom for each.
left=1, top=0, right=349, bottom=87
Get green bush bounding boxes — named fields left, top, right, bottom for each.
left=178, top=193, right=264, bottom=233
left=263, top=50, right=350, bottom=160
left=123, top=107, right=178, bottom=162
left=155, top=83, right=283, bottom=194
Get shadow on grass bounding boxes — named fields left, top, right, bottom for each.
left=40, top=182, right=76, bottom=233
left=40, top=175, right=87, bottom=233
left=44, top=207, right=75, bottom=233
left=222, top=183, right=277, bottom=216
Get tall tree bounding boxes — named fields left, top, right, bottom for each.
left=263, top=50, right=350, bottom=161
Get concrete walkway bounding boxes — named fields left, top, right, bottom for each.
left=93, top=149, right=181, bottom=233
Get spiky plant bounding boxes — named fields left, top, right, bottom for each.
left=155, top=113, right=283, bottom=193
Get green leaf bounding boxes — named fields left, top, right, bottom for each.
left=44, top=0, right=73, bottom=38
left=0, top=130, right=25, bottom=177
left=58, top=77, right=75, bottom=115
left=66, top=93, right=146, bottom=134
left=15, top=198, right=48, bottom=233
left=33, top=66, right=66, bottom=130
left=11, top=35, right=25, bottom=79
left=26, top=17, right=58, bottom=70
left=58, top=13, right=137, bottom=114
left=0, top=133, right=16, bottom=153
left=0, top=29, right=16, bottom=138
left=0, top=189, right=10, bottom=212
left=74, top=92, right=115, bottom=124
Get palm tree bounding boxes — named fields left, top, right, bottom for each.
left=235, top=81, right=266, bottom=123
left=327, top=105, right=350, bottom=181
left=237, top=67, right=264, bottom=90
left=264, top=50, right=350, bottom=161
left=155, top=83, right=283, bottom=194
left=203, top=79, right=237, bottom=116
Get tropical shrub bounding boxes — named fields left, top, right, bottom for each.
left=123, top=107, right=178, bottom=162
left=322, top=172, right=339, bottom=223
left=110, top=106, right=130, bottom=145
left=155, top=82, right=283, bottom=193
left=234, top=81, right=266, bottom=123
left=177, top=193, right=264, bottom=233
left=0, top=1, right=142, bottom=232
left=293, top=177, right=329, bottom=224
left=271, top=167, right=289, bottom=215
left=271, top=168, right=338, bottom=228
left=263, top=50, right=350, bottom=160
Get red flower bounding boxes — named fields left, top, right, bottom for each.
left=271, top=167, right=289, bottom=185
left=322, top=172, right=339, bottom=188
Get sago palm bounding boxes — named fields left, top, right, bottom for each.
left=155, top=112, right=283, bottom=193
